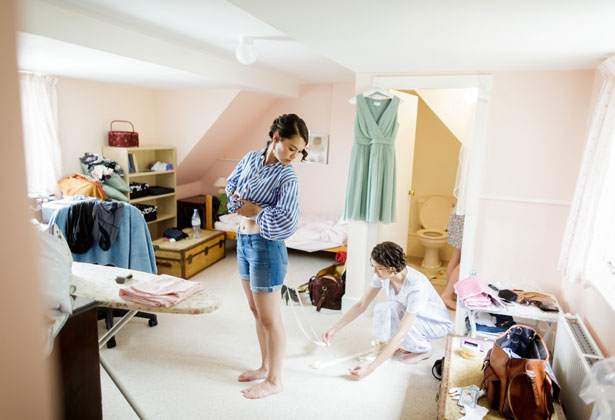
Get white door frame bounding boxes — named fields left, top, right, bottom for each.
left=374, top=74, right=493, bottom=333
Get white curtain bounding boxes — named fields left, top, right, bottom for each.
left=19, top=72, right=62, bottom=195
left=558, top=57, right=615, bottom=285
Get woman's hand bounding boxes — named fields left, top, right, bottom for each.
left=323, top=329, right=336, bottom=346
left=349, top=364, right=374, bottom=380
left=234, top=199, right=263, bottom=218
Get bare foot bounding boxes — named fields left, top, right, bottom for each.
left=399, top=350, right=433, bottom=364
left=241, top=380, right=282, bottom=399
left=238, top=368, right=268, bottom=382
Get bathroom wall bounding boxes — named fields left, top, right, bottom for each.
left=403, top=90, right=461, bottom=262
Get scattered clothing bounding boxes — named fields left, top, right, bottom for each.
left=80, top=152, right=123, bottom=182
left=49, top=202, right=157, bottom=273
left=465, top=313, right=515, bottom=333
left=92, top=201, right=124, bottom=251
left=65, top=200, right=96, bottom=254
left=58, top=174, right=106, bottom=199
left=119, top=275, right=204, bottom=307
left=455, top=276, right=493, bottom=307
left=344, top=95, right=400, bottom=223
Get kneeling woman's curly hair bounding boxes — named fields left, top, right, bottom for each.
left=371, top=242, right=407, bottom=274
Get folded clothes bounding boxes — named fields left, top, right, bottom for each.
left=119, top=275, right=204, bottom=307
left=455, top=276, right=493, bottom=307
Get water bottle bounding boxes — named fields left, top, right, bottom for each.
left=191, top=208, right=201, bottom=238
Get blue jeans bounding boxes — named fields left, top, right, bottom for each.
left=237, top=233, right=288, bottom=293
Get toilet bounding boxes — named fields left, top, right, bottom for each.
left=416, top=196, right=454, bottom=270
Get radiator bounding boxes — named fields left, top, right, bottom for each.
left=552, top=313, right=605, bottom=420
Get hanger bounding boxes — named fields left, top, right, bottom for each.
left=349, top=88, right=403, bottom=104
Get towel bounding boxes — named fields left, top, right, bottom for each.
left=119, top=275, right=205, bottom=307
left=454, top=276, right=492, bottom=308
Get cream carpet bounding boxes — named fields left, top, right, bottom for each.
left=99, top=245, right=446, bottom=420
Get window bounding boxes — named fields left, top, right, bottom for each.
left=19, top=72, right=62, bottom=196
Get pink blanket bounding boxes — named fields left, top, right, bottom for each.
left=454, top=276, right=492, bottom=307
left=119, top=275, right=205, bottom=307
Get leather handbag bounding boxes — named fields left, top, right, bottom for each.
left=308, top=262, right=345, bottom=311
left=108, top=120, right=139, bottom=147
left=482, top=325, right=560, bottom=420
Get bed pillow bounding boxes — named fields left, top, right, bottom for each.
left=104, top=172, right=130, bottom=192
left=101, top=183, right=129, bottom=202
left=215, top=193, right=228, bottom=215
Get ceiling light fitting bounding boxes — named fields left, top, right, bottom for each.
left=235, top=36, right=257, bottom=65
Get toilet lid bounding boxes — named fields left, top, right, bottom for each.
left=419, top=197, right=453, bottom=230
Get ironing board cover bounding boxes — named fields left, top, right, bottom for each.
left=71, top=262, right=220, bottom=314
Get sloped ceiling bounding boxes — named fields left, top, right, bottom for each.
left=16, top=0, right=615, bottom=91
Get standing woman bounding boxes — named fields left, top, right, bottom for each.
left=226, top=114, right=308, bottom=399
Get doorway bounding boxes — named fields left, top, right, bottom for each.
left=345, top=74, right=492, bottom=334
left=401, top=89, right=475, bottom=293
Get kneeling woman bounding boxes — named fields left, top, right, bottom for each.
left=226, top=114, right=308, bottom=398
left=323, top=241, right=453, bottom=379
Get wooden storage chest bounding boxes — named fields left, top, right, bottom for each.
left=153, top=229, right=225, bottom=279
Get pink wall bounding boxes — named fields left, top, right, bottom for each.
left=474, top=70, right=614, bottom=356
left=203, top=83, right=356, bottom=215
left=0, top=1, right=55, bottom=418
left=152, top=88, right=239, bottom=164
left=57, top=78, right=158, bottom=177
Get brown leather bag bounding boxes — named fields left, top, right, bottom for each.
left=308, top=262, right=345, bottom=311
left=482, top=325, right=560, bottom=420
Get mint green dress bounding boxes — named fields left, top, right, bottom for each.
left=343, top=95, right=400, bottom=223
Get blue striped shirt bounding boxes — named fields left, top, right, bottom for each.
left=226, top=148, right=301, bottom=241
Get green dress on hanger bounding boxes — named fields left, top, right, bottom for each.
left=344, top=94, right=400, bottom=223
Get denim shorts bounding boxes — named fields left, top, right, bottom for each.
left=237, top=233, right=288, bottom=293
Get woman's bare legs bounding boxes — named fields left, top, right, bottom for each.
left=238, top=279, right=269, bottom=382
left=241, top=290, right=285, bottom=399
left=441, top=247, right=461, bottom=310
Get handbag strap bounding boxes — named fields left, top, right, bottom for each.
left=316, top=286, right=327, bottom=311
left=110, top=120, right=135, bottom=132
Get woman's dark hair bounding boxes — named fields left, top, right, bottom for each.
left=371, top=242, right=407, bottom=273
left=268, top=114, right=309, bottom=161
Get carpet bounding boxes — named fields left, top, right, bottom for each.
left=98, top=247, right=445, bottom=420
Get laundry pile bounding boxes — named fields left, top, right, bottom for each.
left=465, top=312, right=515, bottom=334
left=119, top=274, right=204, bottom=307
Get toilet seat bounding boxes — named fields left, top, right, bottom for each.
left=417, top=229, right=446, bottom=239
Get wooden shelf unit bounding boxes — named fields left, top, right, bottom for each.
left=102, top=145, right=177, bottom=239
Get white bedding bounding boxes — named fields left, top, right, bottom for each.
left=215, top=213, right=347, bottom=252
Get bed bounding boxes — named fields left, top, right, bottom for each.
left=202, top=195, right=347, bottom=253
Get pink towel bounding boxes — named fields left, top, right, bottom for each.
left=454, top=276, right=492, bottom=308
left=119, top=275, right=205, bottom=307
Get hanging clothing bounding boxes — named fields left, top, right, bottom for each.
left=344, top=95, right=400, bottom=223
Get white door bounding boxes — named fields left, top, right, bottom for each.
left=377, top=91, right=419, bottom=247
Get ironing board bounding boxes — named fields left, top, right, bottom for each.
left=71, top=262, right=221, bottom=420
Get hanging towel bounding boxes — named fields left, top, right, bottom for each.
left=119, top=275, right=205, bottom=307
left=344, top=95, right=400, bottom=223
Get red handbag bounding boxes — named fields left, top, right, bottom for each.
left=108, top=120, right=139, bottom=147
